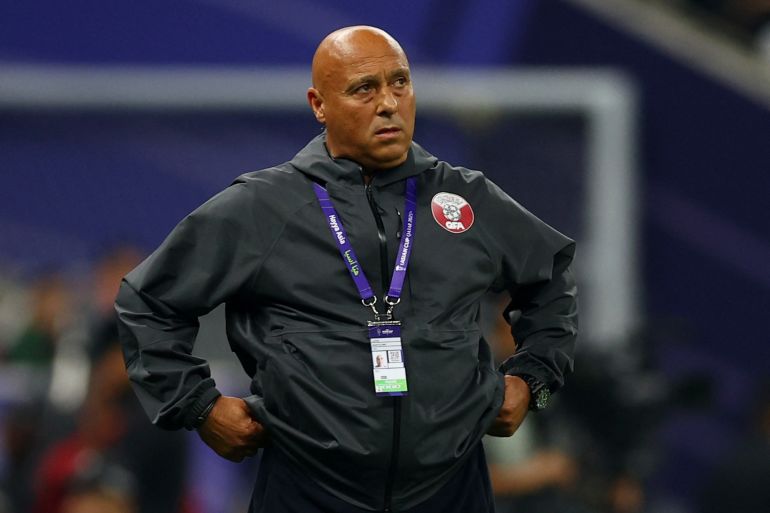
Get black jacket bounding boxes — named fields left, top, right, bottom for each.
left=115, top=134, right=577, bottom=511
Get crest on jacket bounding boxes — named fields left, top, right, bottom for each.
left=431, top=192, right=474, bottom=233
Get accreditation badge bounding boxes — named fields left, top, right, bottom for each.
left=368, top=321, right=408, bottom=396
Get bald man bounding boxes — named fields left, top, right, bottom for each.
left=116, top=26, right=577, bottom=513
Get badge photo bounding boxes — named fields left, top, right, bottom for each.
left=431, top=192, right=474, bottom=233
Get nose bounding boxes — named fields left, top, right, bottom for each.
left=377, top=88, right=398, bottom=115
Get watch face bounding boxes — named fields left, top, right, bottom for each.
left=534, top=387, right=550, bottom=410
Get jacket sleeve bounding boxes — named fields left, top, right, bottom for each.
left=484, top=180, right=578, bottom=393
left=115, top=183, right=262, bottom=430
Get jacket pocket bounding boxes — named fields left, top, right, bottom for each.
left=397, top=328, right=504, bottom=472
left=256, top=329, right=392, bottom=459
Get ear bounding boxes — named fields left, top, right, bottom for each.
left=307, top=88, right=326, bottom=124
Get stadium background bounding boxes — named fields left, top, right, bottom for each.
left=1, top=1, right=769, bottom=512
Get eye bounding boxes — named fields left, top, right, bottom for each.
left=355, top=83, right=373, bottom=94
left=393, top=77, right=408, bottom=87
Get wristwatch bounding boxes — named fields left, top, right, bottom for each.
left=191, top=396, right=218, bottom=430
left=517, top=374, right=551, bottom=411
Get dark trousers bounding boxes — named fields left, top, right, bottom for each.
left=249, top=444, right=495, bottom=513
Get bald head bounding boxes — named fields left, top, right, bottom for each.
left=311, top=26, right=407, bottom=93
left=307, top=26, right=416, bottom=171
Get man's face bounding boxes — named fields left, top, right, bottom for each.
left=309, top=33, right=416, bottom=171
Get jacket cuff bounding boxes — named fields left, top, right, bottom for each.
left=182, top=386, right=222, bottom=431
left=499, top=354, right=558, bottom=392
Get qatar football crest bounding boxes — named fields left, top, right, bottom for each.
left=431, top=192, right=474, bottom=233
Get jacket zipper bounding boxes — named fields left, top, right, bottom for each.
left=365, top=180, right=401, bottom=513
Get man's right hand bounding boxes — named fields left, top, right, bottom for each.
left=197, top=396, right=268, bottom=462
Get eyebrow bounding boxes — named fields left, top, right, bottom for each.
left=345, top=68, right=411, bottom=92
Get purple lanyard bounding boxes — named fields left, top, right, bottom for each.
left=313, top=178, right=417, bottom=316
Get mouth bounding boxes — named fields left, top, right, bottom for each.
left=374, top=126, right=402, bottom=139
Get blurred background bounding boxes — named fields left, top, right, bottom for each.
left=1, top=0, right=769, bottom=512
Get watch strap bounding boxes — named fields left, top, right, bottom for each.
left=515, top=374, right=551, bottom=411
left=184, top=387, right=222, bottom=430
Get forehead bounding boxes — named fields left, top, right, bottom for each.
left=331, top=36, right=409, bottom=80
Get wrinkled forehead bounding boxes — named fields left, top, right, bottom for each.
left=314, top=30, right=409, bottom=88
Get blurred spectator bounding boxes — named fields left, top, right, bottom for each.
left=30, top=330, right=132, bottom=513
left=0, top=274, right=31, bottom=355
left=698, top=381, right=770, bottom=513
left=481, top=291, right=727, bottom=513
left=0, top=271, right=74, bottom=512
left=90, top=246, right=143, bottom=324
left=59, top=457, right=137, bottom=513
left=0, top=247, right=191, bottom=513
left=85, top=245, right=144, bottom=366
left=91, top=336, right=190, bottom=513
left=84, top=247, right=190, bottom=513
left=481, top=295, right=591, bottom=513
left=484, top=421, right=587, bottom=513
left=4, top=274, right=72, bottom=366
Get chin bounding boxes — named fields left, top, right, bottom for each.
left=378, top=143, right=410, bottom=161
left=375, top=152, right=408, bottom=169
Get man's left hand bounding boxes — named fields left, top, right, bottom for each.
left=487, top=375, right=530, bottom=437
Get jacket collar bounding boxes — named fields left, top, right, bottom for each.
left=290, top=132, right=438, bottom=187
